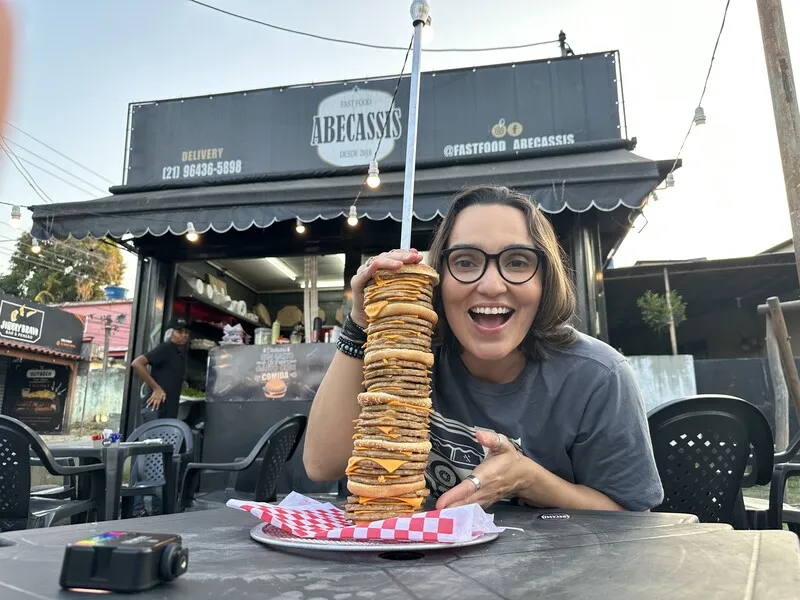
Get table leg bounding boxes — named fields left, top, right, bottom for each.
left=101, top=447, right=124, bottom=521
left=162, top=451, right=176, bottom=514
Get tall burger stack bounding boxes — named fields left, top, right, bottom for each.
left=344, top=263, right=440, bottom=523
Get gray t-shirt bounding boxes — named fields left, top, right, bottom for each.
left=426, top=331, right=664, bottom=511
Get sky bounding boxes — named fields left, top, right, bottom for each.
left=1, top=0, right=798, bottom=294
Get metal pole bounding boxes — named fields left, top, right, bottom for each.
left=663, top=267, right=678, bottom=356
left=400, top=9, right=426, bottom=250
left=757, top=0, right=800, bottom=285
left=102, top=316, right=112, bottom=373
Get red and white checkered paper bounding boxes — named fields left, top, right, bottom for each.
left=226, top=492, right=507, bottom=543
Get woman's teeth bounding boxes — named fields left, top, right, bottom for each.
left=470, top=307, right=512, bottom=315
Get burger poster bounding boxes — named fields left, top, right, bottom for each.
left=2, top=359, right=70, bottom=433
left=207, top=344, right=337, bottom=403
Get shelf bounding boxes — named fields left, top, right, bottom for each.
left=175, top=277, right=262, bottom=328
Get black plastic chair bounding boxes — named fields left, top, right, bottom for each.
left=647, top=395, right=774, bottom=529
left=119, top=419, right=194, bottom=518
left=0, top=416, right=103, bottom=532
left=179, top=414, right=306, bottom=510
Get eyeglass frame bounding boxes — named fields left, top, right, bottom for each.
left=440, top=245, right=546, bottom=285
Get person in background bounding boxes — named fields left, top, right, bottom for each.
left=131, top=318, right=189, bottom=423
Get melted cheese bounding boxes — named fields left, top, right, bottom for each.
left=357, top=496, right=425, bottom=509
left=345, top=456, right=410, bottom=474
left=365, top=301, right=388, bottom=318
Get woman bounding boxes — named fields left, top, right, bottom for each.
left=305, top=185, right=663, bottom=512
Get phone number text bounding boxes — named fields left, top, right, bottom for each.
left=161, top=160, right=243, bottom=180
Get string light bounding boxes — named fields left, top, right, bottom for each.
left=10, top=205, right=21, bottom=228
left=347, top=205, right=358, bottom=227
left=665, top=173, right=675, bottom=188
left=693, top=106, right=706, bottom=126
left=295, top=219, right=306, bottom=234
left=366, top=161, right=381, bottom=189
left=185, top=222, right=199, bottom=242
left=31, top=238, right=41, bottom=254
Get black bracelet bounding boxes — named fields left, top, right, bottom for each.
left=337, top=334, right=365, bottom=360
left=342, top=312, right=367, bottom=344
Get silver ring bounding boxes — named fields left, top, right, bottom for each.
left=365, top=256, right=375, bottom=266
left=465, top=474, right=481, bottom=492
left=493, top=433, right=504, bottom=451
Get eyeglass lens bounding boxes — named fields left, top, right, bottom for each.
left=446, top=247, right=540, bottom=284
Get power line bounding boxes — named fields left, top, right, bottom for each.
left=184, top=0, right=559, bottom=53
left=4, top=137, right=109, bottom=195
left=352, top=35, right=413, bottom=211
left=0, top=137, right=53, bottom=203
left=3, top=121, right=115, bottom=185
left=17, top=157, right=99, bottom=197
left=669, top=0, right=731, bottom=175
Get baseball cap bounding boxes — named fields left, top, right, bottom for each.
left=168, top=317, right=188, bottom=330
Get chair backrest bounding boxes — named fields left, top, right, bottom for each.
left=647, top=395, right=774, bottom=526
left=128, top=419, right=193, bottom=484
left=0, top=416, right=33, bottom=529
left=233, top=414, right=307, bottom=503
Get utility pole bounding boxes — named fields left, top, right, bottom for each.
left=757, top=0, right=800, bottom=284
left=663, top=268, right=678, bottom=356
left=102, top=315, right=112, bottom=372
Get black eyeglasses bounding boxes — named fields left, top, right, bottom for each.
left=441, top=245, right=545, bottom=285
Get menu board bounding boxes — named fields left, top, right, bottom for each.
left=206, top=344, right=337, bottom=403
left=2, top=359, right=70, bottom=432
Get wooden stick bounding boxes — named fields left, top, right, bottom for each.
left=766, top=313, right=790, bottom=451
left=767, top=297, right=800, bottom=426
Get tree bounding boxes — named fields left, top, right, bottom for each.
left=0, top=233, right=124, bottom=303
left=636, top=289, right=687, bottom=335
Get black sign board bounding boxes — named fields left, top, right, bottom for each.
left=0, top=295, right=84, bottom=355
left=206, top=344, right=336, bottom=403
left=125, top=52, right=621, bottom=187
left=2, top=359, right=70, bottom=433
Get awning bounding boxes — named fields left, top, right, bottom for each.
left=31, top=145, right=675, bottom=241
left=0, top=339, right=82, bottom=361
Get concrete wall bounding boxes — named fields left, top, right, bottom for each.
left=627, top=355, right=697, bottom=413
left=69, top=367, right=126, bottom=434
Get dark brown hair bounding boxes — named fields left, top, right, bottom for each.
left=427, top=184, right=577, bottom=360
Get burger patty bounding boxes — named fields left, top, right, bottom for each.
left=367, top=316, right=436, bottom=331
left=351, top=448, right=429, bottom=462
left=357, top=418, right=429, bottom=431
left=347, top=473, right=425, bottom=485
left=363, top=385, right=431, bottom=398
left=358, top=405, right=431, bottom=420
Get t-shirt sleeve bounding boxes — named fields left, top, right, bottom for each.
left=569, top=360, right=664, bottom=511
left=144, top=342, right=168, bottom=367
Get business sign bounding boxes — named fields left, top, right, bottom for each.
left=2, top=359, right=70, bottom=433
left=125, top=52, right=621, bottom=187
left=205, top=343, right=336, bottom=403
left=0, top=295, right=84, bottom=355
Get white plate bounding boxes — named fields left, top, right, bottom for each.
left=249, top=523, right=499, bottom=552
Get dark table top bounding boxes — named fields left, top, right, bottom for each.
left=1, top=506, right=799, bottom=599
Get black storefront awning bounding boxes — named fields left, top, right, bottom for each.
left=31, top=145, right=674, bottom=241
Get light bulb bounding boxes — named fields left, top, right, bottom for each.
left=693, top=106, right=706, bottom=126
left=295, top=219, right=306, bottom=234
left=10, top=205, right=21, bottom=229
left=421, top=16, right=434, bottom=44
left=366, top=161, right=380, bottom=189
left=347, top=205, right=358, bottom=227
left=665, top=173, right=675, bottom=188
left=185, top=222, right=199, bottom=242
left=31, top=238, right=41, bottom=254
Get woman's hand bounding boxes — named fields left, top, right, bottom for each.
left=349, top=248, right=423, bottom=328
left=436, top=429, right=533, bottom=510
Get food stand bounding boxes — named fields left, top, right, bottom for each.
left=30, top=51, right=678, bottom=493
left=0, top=294, right=85, bottom=433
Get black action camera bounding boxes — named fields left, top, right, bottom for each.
left=59, top=532, right=189, bottom=593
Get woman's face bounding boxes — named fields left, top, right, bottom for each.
left=441, top=204, right=543, bottom=363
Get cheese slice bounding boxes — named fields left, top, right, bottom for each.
left=345, top=456, right=409, bottom=474
left=377, top=426, right=394, bottom=435
left=357, top=496, right=425, bottom=509
left=364, top=301, right=388, bottom=318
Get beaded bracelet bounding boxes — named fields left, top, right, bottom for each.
left=336, top=334, right=365, bottom=360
